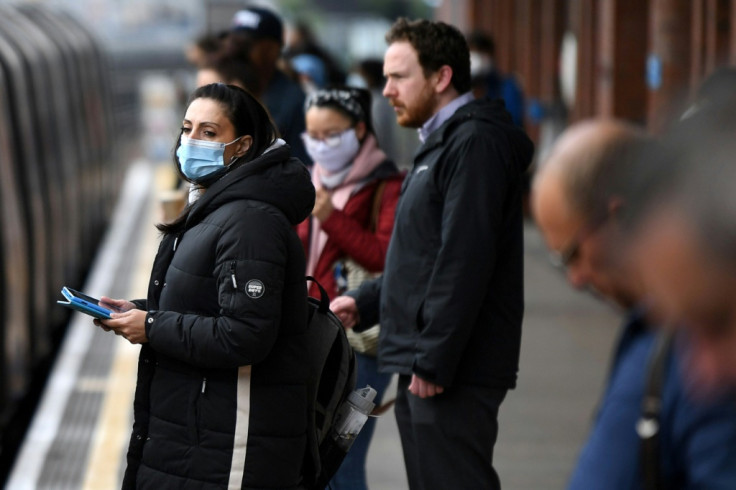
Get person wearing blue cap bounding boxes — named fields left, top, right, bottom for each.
left=291, top=53, right=328, bottom=95
left=228, top=5, right=312, bottom=165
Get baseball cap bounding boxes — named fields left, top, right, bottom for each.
left=291, top=54, right=327, bottom=88
left=231, top=7, right=283, bottom=43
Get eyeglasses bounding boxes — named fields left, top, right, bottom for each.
left=301, top=128, right=353, bottom=149
left=549, top=229, right=586, bottom=268
left=548, top=213, right=610, bottom=269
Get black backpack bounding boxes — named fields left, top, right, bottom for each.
left=303, top=276, right=357, bottom=489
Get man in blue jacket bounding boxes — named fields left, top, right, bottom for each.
left=625, top=102, right=736, bottom=392
left=331, top=18, right=533, bottom=490
left=532, top=119, right=736, bottom=489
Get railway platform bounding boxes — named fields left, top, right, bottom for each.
left=7, top=158, right=621, bottom=490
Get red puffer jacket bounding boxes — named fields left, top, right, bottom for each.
left=298, top=162, right=403, bottom=300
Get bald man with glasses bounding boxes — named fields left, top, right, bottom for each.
left=532, top=120, right=736, bottom=490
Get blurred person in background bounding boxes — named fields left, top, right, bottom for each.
left=532, top=119, right=736, bottom=490
left=227, top=5, right=311, bottom=165
left=680, top=66, right=736, bottom=120
left=95, top=83, right=316, bottom=489
left=466, top=29, right=525, bottom=128
left=196, top=55, right=262, bottom=96
left=185, top=31, right=227, bottom=69
left=284, top=20, right=346, bottom=87
left=467, top=29, right=531, bottom=214
left=347, top=58, right=418, bottom=170
left=290, top=53, right=328, bottom=96
left=331, top=18, right=533, bottom=489
left=297, top=86, right=403, bottom=490
left=624, top=96, right=736, bottom=391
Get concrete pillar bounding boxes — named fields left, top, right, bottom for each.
left=515, top=0, right=541, bottom=136
left=570, top=0, right=598, bottom=121
left=691, top=1, right=705, bottom=90
left=434, top=0, right=471, bottom=32
left=707, top=0, right=731, bottom=71
left=492, top=0, right=516, bottom=74
left=731, top=0, right=736, bottom=64
left=597, top=0, right=648, bottom=122
left=647, top=0, right=692, bottom=133
left=539, top=0, right=565, bottom=103
left=689, top=0, right=729, bottom=89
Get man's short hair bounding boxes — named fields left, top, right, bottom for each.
left=385, top=18, right=471, bottom=94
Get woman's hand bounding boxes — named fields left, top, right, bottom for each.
left=312, top=188, right=334, bottom=222
left=95, top=308, right=149, bottom=344
left=99, top=296, right=136, bottom=313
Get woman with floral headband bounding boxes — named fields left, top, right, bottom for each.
left=297, top=86, right=403, bottom=490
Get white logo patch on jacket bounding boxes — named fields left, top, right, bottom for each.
left=245, top=279, right=265, bottom=299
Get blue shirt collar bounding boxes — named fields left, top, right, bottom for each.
left=418, top=92, right=475, bottom=143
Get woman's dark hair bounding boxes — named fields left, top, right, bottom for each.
left=160, top=83, right=278, bottom=233
left=385, top=18, right=471, bottom=94
left=176, top=83, right=277, bottom=167
left=304, top=86, right=375, bottom=136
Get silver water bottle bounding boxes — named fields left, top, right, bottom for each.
left=332, top=385, right=377, bottom=451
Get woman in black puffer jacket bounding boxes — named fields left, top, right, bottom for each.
left=97, top=83, right=316, bottom=489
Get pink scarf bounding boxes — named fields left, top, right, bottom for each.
left=306, top=134, right=387, bottom=277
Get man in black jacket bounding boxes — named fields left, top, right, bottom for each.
left=331, top=18, right=534, bottom=490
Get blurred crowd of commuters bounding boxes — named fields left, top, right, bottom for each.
left=183, top=7, right=527, bottom=173
left=171, top=3, right=736, bottom=489
left=178, top=5, right=531, bottom=489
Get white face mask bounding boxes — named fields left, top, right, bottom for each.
left=469, top=51, right=494, bottom=77
left=301, top=128, right=361, bottom=173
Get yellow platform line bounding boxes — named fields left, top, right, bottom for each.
left=81, top=163, right=173, bottom=489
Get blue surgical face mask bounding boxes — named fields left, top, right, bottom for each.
left=176, top=135, right=242, bottom=183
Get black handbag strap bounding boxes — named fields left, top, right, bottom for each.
left=637, top=329, right=675, bottom=490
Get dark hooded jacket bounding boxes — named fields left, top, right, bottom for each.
left=350, top=97, right=534, bottom=389
left=122, top=145, right=316, bottom=489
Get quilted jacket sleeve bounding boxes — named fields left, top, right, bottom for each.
left=145, top=207, right=290, bottom=369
